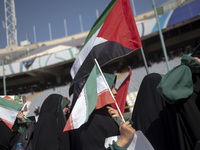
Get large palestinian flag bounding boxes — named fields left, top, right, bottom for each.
left=0, top=97, right=23, bottom=130
left=69, top=0, right=142, bottom=95
left=63, top=64, right=115, bottom=132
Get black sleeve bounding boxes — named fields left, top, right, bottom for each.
left=10, top=120, right=21, bottom=148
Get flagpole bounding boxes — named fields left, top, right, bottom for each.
left=33, top=25, right=37, bottom=43
left=48, top=23, right=52, bottom=40
left=79, top=15, right=84, bottom=33
left=131, top=0, right=136, bottom=16
left=141, top=47, right=149, bottom=74
left=152, top=0, right=170, bottom=71
left=129, top=0, right=148, bottom=74
left=64, top=19, right=68, bottom=37
left=94, top=59, right=125, bottom=122
left=96, top=9, right=99, bottom=19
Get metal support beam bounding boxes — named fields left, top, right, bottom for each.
left=152, top=0, right=170, bottom=71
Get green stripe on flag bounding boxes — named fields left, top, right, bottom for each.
left=0, top=97, right=23, bottom=111
left=80, top=0, right=117, bottom=51
left=85, top=65, right=99, bottom=119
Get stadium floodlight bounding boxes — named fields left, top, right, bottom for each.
left=4, top=0, right=18, bottom=47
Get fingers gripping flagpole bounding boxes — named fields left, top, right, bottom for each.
left=94, top=59, right=125, bottom=122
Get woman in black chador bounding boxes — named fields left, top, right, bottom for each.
left=32, top=94, right=70, bottom=150
left=69, top=73, right=135, bottom=150
left=0, top=120, right=13, bottom=150
left=132, top=46, right=200, bottom=150
left=1, top=108, right=30, bottom=150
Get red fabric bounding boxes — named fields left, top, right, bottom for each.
left=98, top=0, right=142, bottom=50
left=1, top=118, right=13, bottom=130
left=112, top=69, right=132, bottom=115
left=69, top=0, right=142, bottom=99
left=96, top=89, right=115, bottom=109
left=3, top=96, right=15, bottom=102
left=63, top=115, right=74, bottom=132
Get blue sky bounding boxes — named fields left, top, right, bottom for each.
left=0, top=0, right=168, bottom=49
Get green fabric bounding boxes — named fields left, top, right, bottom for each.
left=113, top=117, right=133, bottom=126
left=17, top=117, right=31, bottom=133
left=181, top=55, right=200, bottom=73
left=104, top=73, right=116, bottom=90
left=61, top=96, right=70, bottom=123
left=61, top=96, right=70, bottom=110
left=157, top=55, right=200, bottom=104
left=111, top=117, right=132, bottom=150
left=80, top=0, right=117, bottom=51
left=109, top=140, right=127, bottom=150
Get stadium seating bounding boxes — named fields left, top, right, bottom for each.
left=23, top=56, right=181, bottom=117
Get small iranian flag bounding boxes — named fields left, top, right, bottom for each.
left=63, top=64, right=115, bottom=132
left=0, top=97, right=23, bottom=130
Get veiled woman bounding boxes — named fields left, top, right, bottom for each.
left=132, top=47, right=200, bottom=150
left=32, top=94, right=70, bottom=150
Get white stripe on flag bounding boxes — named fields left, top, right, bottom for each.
left=0, top=106, right=18, bottom=124
left=97, top=74, right=107, bottom=93
left=70, top=27, right=107, bottom=78
left=71, top=72, right=111, bottom=128
left=71, top=89, right=88, bottom=129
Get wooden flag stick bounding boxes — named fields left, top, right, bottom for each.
left=94, top=58, right=125, bottom=122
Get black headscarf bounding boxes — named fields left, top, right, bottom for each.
left=132, top=73, right=168, bottom=150
left=132, top=72, right=200, bottom=150
left=69, top=106, right=119, bottom=150
left=69, top=73, right=118, bottom=150
left=191, top=42, right=200, bottom=58
left=32, top=94, right=70, bottom=150
left=0, top=118, right=23, bottom=150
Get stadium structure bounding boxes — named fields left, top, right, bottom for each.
left=0, top=0, right=200, bottom=118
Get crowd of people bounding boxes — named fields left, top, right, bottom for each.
left=0, top=74, right=136, bottom=150
left=0, top=46, right=200, bottom=150
left=132, top=47, right=200, bottom=150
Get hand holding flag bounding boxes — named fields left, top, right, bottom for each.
left=63, top=59, right=126, bottom=132
left=63, top=63, right=116, bottom=132
left=0, top=97, right=23, bottom=130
